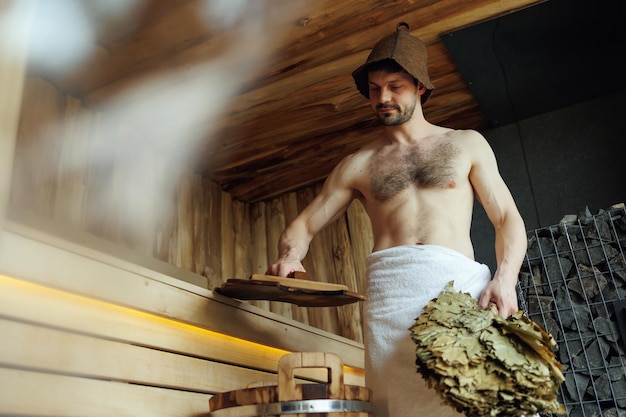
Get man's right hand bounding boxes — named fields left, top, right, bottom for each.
left=266, top=259, right=306, bottom=277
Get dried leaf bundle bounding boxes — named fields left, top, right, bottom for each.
left=409, top=281, right=567, bottom=417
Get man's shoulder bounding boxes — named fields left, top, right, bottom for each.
left=440, top=127, right=483, bottom=140
left=343, top=137, right=382, bottom=161
left=329, top=139, right=381, bottom=184
left=338, top=146, right=375, bottom=171
left=437, top=128, right=488, bottom=150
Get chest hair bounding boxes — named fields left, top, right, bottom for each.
left=369, top=142, right=460, bottom=202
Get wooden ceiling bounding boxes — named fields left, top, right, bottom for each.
left=40, top=0, right=545, bottom=203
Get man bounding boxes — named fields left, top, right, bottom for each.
left=267, top=22, right=527, bottom=417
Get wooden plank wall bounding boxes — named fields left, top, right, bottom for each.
left=1, top=20, right=367, bottom=411
left=10, top=75, right=373, bottom=343
left=0, top=0, right=370, bottom=417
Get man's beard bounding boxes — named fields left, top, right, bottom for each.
left=374, top=96, right=417, bottom=126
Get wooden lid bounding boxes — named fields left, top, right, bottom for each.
left=215, top=274, right=366, bottom=307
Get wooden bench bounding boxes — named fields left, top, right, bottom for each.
left=0, top=221, right=365, bottom=416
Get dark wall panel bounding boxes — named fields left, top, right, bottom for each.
left=519, top=89, right=626, bottom=224
left=443, top=0, right=626, bottom=128
left=471, top=89, right=626, bottom=271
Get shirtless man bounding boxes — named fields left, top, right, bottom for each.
left=267, top=23, right=527, bottom=417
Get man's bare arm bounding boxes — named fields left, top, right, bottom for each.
left=267, top=157, right=358, bottom=277
left=480, top=189, right=527, bottom=317
left=468, top=132, right=527, bottom=317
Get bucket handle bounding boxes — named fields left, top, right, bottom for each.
left=277, top=352, right=344, bottom=402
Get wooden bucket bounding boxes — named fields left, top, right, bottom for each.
left=209, top=352, right=372, bottom=417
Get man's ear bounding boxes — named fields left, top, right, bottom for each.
left=417, top=81, right=427, bottom=96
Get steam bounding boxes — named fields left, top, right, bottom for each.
left=3, top=0, right=144, bottom=76
left=3, top=0, right=309, bottom=248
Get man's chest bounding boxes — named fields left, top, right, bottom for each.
left=368, top=142, right=462, bottom=202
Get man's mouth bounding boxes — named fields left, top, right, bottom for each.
left=378, top=105, right=398, bottom=114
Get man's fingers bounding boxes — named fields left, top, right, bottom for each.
left=477, top=292, right=491, bottom=309
left=266, top=261, right=307, bottom=278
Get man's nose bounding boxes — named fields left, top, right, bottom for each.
left=379, top=87, right=392, bottom=103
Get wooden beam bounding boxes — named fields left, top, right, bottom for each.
left=0, top=0, right=32, bottom=221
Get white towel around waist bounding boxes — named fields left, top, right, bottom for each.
left=364, top=244, right=491, bottom=417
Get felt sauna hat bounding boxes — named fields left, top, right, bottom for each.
left=352, top=22, right=435, bottom=104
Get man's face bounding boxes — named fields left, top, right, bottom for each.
left=367, top=70, right=418, bottom=126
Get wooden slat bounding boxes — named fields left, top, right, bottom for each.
left=191, top=172, right=208, bottom=274
left=329, top=213, right=363, bottom=343
left=204, top=178, right=224, bottom=289
left=298, top=186, right=340, bottom=335
left=250, top=274, right=348, bottom=291
left=12, top=77, right=66, bottom=217
left=176, top=172, right=194, bottom=271
left=0, top=0, right=31, bottom=219
left=81, top=110, right=112, bottom=240
left=0, top=273, right=364, bottom=386
left=280, top=191, right=310, bottom=325
left=220, top=188, right=235, bottom=283
left=265, top=198, right=293, bottom=319
left=346, top=200, right=373, bottom=296
left=233, top=199, right=251, bottom=283
left=346, top=200, right=372, bottom=333
left=249, top=201, right=271, bottom=310
left=54, top=98, right=89, bottom=227
left=0, top=318, right=278, bottom=393
left=0, top=368, right=211, bottom=417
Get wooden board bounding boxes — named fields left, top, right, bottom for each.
left=0, top=367, right=210, bottom=417
left=251, top=273, right=349, bottom=291
left=216, top=274, right=366, bottom=307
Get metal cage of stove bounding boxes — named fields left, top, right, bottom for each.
left=518, top=204, right=626, bottom=417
